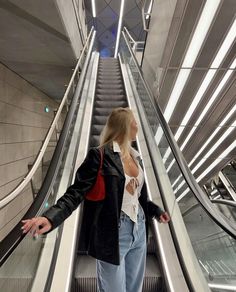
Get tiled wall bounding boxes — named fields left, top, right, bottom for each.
left=0, top=63, right=60, bottom=241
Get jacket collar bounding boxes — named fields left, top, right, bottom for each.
left=112, top=141, right=141, bottom=160
left=103, top=143, right=124, bottom=177
left=103, top=142, right=142, bottom=177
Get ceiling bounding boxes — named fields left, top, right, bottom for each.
left=0, top=0, right=76, bottom=100
left=142, top=0, right=236, bottom=192
left=0, top=0, right=234, bottom=190
left=84, top=0, right=147, bottom=56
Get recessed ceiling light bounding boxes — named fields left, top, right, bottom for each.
left=91, top=0, right=96, bottom=17
left=114, top=0, right=125, bottom=58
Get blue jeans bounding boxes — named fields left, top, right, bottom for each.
left=97, top=206, right=146, bottom=292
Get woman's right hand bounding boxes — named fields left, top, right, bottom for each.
left=21, top=217, right=52, bottom=237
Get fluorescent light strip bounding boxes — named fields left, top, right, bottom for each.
left=156, top=70, right=190, bottom=151
left=163, top=0, right=221, bottom=124
left=211, top=189, right=218, bottom=195
left=174, top=179, right=185, bottom=195
left=114, top=0, right=125, bottom=58
left=208, top=284, right=236, bottom=291
left=163, top=17, right=236, bottom=160
left=177, top=140, right=236, bottom=201
left=197, top=139, right=236, bottom=182
left=211, top=18, right=236, bottom=67
left=166, top=158, right=175, bottom=173
left=155, top=126, right=164, bottom=145
left=188, top=103, right=236, bottom=167
left=166, top=58, right=236, bottom=171
left=172, top=174, right=182, bottom=189
left=146, top=0, right=153, bottom=19
left=180, top=59, right=236, bottom=151
left=173, top=118, right=236, bottom=192
left=91, top=0, right=96, bottom=17
left=165, top=55, right=236, bottom=163
left=177, top=187, right=189, bottom=202
left=176, top=69, right=217, bottom=141
left=191, top=120, right=236, bottom=173
left=171, top=104, right=236, bottom=188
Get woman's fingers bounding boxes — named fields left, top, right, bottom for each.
left=21, top=217, right=52, bottom=236
left=21, top=219, right=34, bottom=233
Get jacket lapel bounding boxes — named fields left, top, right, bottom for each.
left=104, top=145, right=125, bottom=177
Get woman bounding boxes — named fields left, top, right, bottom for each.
left=22, top=107, right=170, bottom=292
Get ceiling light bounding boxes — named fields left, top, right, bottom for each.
left=191, top=119, right=236, bottom=174
left=180, top=62, right=236, bottom=151
left=165, top=57, right=236, bottom=170
left=183, top=0, right=221, bottom=67
left=114, top=0, right=125, bottom=58
left=172, top=174, right=182, bottom=189
left=164, top=69, right=191, bottom=122
left=146, top=0, right=153, bottom=19
left=176, top=187, right=189, bottom=202
left=196, top=140, right=236, bottom=182
left=91, top=0, right=96, bottom=17
left=208, top=283, right=236, bottom=291
left=163, top=0, right=221, bottom=123
left=211, top=18, right=236, bottom=67
left=177, top=140, right=236, bottom=201
left=172, top=116, right=236, bottom=193
left=189, top=103, right=236, bottom=167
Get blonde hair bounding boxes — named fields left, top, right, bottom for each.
left=99, top=107, right=134, bottom=158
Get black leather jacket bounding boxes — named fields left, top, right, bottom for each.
left=43, top=144, right=164, bottom=265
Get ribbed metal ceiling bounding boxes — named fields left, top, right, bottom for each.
left=85, top=0, right=146, bottom=56
left=152, top=0, right=236, bottom=187
left=85, top=0, right=236, bottom=190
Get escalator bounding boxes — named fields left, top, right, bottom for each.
left=1, top=26, right=236, bottom=292
left=74, top=58, right=162, bottom=291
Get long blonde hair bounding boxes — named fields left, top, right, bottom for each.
left=99, top=107, right=134, bottom=158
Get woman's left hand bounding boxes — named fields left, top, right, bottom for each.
left=159, top=212, right=170, bottom=223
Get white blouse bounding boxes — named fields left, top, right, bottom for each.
left=113, top=142, right=144, bottom=223
left=121, top=164, right=144, bottom=223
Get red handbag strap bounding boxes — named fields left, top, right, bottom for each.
left=99, top=148, right=104, bottom=170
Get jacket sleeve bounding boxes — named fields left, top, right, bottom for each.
left=42, top=148, right=100, bottom=230
left=140, top=183, right=165, bottom=220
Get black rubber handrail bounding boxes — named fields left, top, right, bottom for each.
left=121, top=29, right=236, bottom=239
left=211, top=198, right=236, bottom=207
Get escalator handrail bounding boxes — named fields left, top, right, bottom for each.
left=211, top=198, right=236, bottom=207
left=121, top=29, right=236, bottom=239
left=0, top=27, right=94, bottom=210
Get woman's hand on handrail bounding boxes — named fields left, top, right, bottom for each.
left=159, top=212, right=170, bottom=223
left=21, top=217, right=52, bottom=237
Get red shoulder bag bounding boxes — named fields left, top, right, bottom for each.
left=85, top=148, right=105, bottom=201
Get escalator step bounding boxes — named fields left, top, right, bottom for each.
left=96, top=94, right=126, bottom=101
left=93, top=107, right=113, bottom=116
left=91, top=125, right=104, bottom=135
left=97, top=79, right=122, bottom=85
left=92, top=116, right=108, bottom=125
left=94, top=100, right=127, bottom=108
left=96, top=89, right=124, bottom=95
left=90, top=135, right=100, bottom=147
left=98, top=73, right=121, bottom=78
left=97, top=84, right=123, bottom=90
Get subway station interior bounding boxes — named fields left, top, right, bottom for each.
left=0, top=0, right=236, bottom=291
